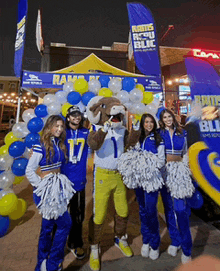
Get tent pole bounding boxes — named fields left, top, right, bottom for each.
left=16, top=87, right=23, bottom=123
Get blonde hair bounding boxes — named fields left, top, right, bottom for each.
left=40, top=115, right=67, bottom=162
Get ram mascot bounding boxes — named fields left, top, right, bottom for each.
left=86, top=96, right=135, bottom=271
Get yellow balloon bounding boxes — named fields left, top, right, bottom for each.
left=61, top=102, right=72, bottom=117
left=134, top=114, right=142, bottom=121
left=142, top=92, right=154, bottom=104
left=136, top=84, right=145, bottom=92
left=4, top=132, right=19, bottom=146
left=9, top=198, right=27, bottom=220
left=13, top=176, right=25, bottom=185
left=157, top=194, right=164, bottom=214
left=0, top=145, right=9, bottom=155
left=98, top=88, right=113, bottom=97
left=0, top=193, right=18, bottom=216
left=74, top=79, right=88, bottom=95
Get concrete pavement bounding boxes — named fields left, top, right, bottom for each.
left=1, top=160, right=220, bottom=271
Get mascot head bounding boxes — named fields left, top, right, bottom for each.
left=86, top=96, right=126, bottom=128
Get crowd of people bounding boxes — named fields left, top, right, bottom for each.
left=25, top=102, right=198, bottom=271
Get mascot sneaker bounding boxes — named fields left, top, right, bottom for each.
left=141, top=244, right=150, bottom=258
left=181, top=253, right=192, bottom=264
left=89, top=244, right=100, bottom=271
left=149, top=247, right=160, bottom=260
left=167, top=245, right=181, bottom=257
left=114, top=235, right=133, bottom=257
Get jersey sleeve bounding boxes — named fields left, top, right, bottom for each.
left=157, top=141, right=166, bottom=168
left=25, top=146, right=43, bottom=188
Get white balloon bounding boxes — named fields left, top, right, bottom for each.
left=108, top=78, right=122, bottom=94
left=88, top=79, right=101, bottom=94
left=43, top=94, right=56, bottom=106
left=22, top=109, right=36, bottom=123
left=123, top=102, right=133, bottom=111
left=0, top=154, right=14, bottom=171
left=0, top=170, right=15, bottom=189
left=145, top=103, right=158, bottom=115
left=116, top=90, right=130, bottom=104
left=23, top=147, right=32, bottom=159
left=63, top=82, right=74, bottom=93
left=130, top=103, right=146, bottom=114
left=129, top=88, right=143, bottom=103
left=55, top=90, right=67, bottom=104
left=153, top=97, right=160, bottom=108
left=0, top=188, right=14, bottom=200
left=76, top=101, right=86, bottom=113
left=47, top=102, right=62, bottom=115
left=12, top=122, right=29, bottom=138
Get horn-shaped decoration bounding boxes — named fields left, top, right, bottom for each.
left=86, top=96, right=102, bottom=124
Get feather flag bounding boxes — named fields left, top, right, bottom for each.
left=14, top=0, right=28, bottom=78
left=36, top=9, right=44, bottom=54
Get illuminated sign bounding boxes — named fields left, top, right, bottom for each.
left=192, top=49, right=220, bottom=61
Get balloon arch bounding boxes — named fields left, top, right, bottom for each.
left=0, top=75, right=164, bottom=237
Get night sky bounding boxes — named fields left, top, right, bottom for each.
left=1, top=0, right=220, bottom=76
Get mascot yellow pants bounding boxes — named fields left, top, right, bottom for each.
left=89, top=167, right=129, bottom=244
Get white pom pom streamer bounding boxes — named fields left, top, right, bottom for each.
left=117, top=144, right=164, bottom=192
left=165, top=155, right=194, bottom=199
left=34, top=172, right=75, bottom=220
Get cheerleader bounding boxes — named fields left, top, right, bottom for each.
left=26, top=115, right=75, bottom=271
left=159, top=109, right=194, bottom=264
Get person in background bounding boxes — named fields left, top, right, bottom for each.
left=159, top=108, right=193, bottom=264
left=61, top=105, right=89, bottom=260
left=26, top=115, right=75, bottom=271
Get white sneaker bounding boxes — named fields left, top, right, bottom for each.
left=40, top=259, right=47, bottom=271
left=141, top=244, right=149, bottom=258
left=181, top=253, right=192, bottom=264
left=167, top=245, right=181, bottom=257
left=149, top=247, right=159, bottom=260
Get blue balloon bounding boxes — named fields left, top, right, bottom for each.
left=99, top=76, right=110, bottom=87
left=186, top=190, right=204, bottom=209
left=11, top=158, right=28, bottom=176
left=122, top=77, right=136, bottom=92
left=156, top=106, right=166, bottom=119
left=8, top=141, right=26, bottom=158
left=27, top=117, right=44, bottom=133
left=67, top=91, right=81, bottom=105
left=24, top=133, right=40, bottom=149
left=35, top=104, right=48, bottom=118
left=82, top=92, right=96, bottom=106
left=0, top=215, right=10, bottom=238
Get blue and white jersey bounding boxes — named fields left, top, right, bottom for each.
left=32, top=137, right=65, bottom=171
left=158, top=128, right=187, bottom=156
left=26, top=137, right=66, bottom=188
left=140, top=132, right=165, bottom=168
left=61, top=127, right=89, bottom=191
left=93, top=125, right=126, bottom=170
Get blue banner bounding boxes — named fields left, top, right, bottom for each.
left=185, top=56, right=220, bottom=106
left=127, top=2, right=162, bottom=91
left=14, top=0, right=28, bottom=78
left=21, top=70, right=162, bottom=91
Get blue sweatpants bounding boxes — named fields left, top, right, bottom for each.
left=173, top=198, right=192, bottom=256
left=35, top=211, right=72, bottom=271
left=135, top=188, right=160, bottom=250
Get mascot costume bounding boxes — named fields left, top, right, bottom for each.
left=86, top=96, right=133, bottom=271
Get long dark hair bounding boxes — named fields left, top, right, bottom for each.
left=40, top=115, right=67, bottom=162
left=139, top=113, right=162, bottom=146
left=159, top=109, right=183, bottom=134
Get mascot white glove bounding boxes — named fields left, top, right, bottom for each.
left=103, top=117, right=113, bottom=132
left=132, top=118, right=140, bottom=131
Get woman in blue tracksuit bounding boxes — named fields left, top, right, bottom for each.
left=127, top=113, right=181, bottom=261
left=159, top=109, right=194, bottom=264
left=26, top=115, right=75, bottom=271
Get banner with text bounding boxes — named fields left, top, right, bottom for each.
left=14, top=0, right=28, bottom=78
left=127, top=2, right=162, bottom=91
left=185, top=56, right=220, bottom=107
